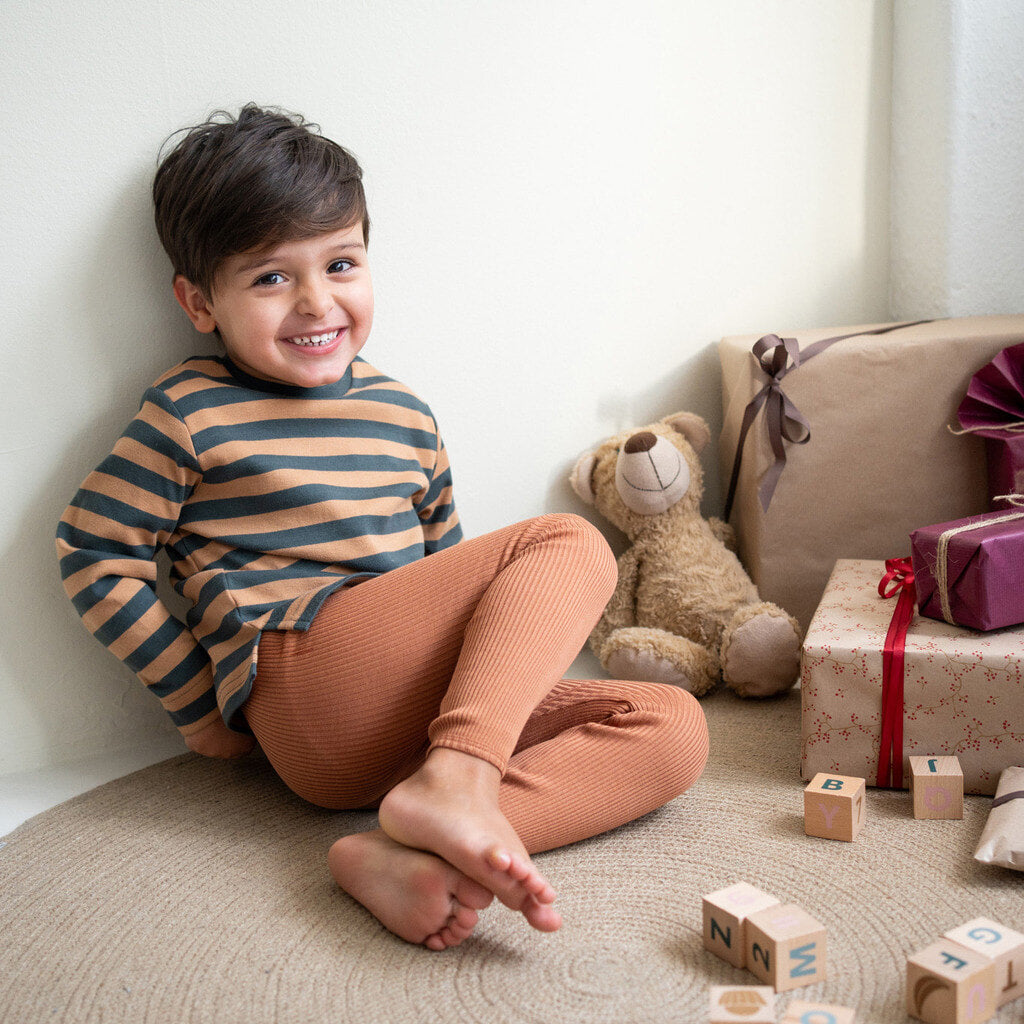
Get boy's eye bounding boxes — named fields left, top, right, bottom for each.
left=328, top=259, right=354, bottom=274
left=253, top=271, right=285, bottom=287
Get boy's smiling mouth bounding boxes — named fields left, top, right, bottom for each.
left=283, top=328, right=344, bottom=348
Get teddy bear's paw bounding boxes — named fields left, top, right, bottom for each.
left=600, top=627, right=718, bottom=696
left=721, top=604, right=801, bottom=698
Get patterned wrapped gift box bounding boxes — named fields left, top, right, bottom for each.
left=800, top=558, right=1024, bottom=795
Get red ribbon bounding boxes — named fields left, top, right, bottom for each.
left=876, top=557, right=916, bottom=788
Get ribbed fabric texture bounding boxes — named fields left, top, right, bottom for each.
left=245, top=514, right=710, bottom=853
left=56, top=355, right=461, bottom=734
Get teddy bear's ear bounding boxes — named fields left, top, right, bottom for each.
left=663, top=411, right=710, bottom=454
left=570, top=452, right=598, bottom=505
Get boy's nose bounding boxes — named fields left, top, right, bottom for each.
left=295, top=281, right=334, bottom=318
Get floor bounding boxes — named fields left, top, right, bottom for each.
left=0, top=734, right=186, bottom=838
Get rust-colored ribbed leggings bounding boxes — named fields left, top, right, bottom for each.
left=244, top=514, right=709, bottom=853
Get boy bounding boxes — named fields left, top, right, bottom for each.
left=57, top=105, right=709, bottom=950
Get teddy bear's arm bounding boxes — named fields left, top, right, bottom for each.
left=589, top=546, right=640, bottom=652
left=707, top=517, right=737, bottom=553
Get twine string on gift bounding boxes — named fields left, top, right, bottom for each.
left=949, top=420, right=1024, bottom=435
left=934, top=494, right=1024, bottom=624
left=723, top=320, right=933, bottom=522
left=876, top=557, right=916, bottom=789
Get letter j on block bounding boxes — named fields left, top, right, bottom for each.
left=909, top=756, right=963, bottom=820
left=803, top=773, right=866, bottom=841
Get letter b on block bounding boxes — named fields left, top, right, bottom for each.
left=803, top=773, right=866, bottom=841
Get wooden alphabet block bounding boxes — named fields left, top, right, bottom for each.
left=906, top=940, right=996, bottom=1024
left=909, top=756, right=964, bottom=820
left=943, top=917, right=1024, bottom=1008
left=803, top=772, right=866, bottom=841
left=708, top=985, right=775, bottom=1023
left=781, top=1000, right=856, bottom=1023
left=745, top=903, right=827, bottom=993
left=702, top=881, right=780, bottom=968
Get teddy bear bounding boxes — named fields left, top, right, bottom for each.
left=570, top=411, right=801, bottom=698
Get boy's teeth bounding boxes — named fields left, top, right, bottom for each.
left=290, top=330, right=339, bottom=347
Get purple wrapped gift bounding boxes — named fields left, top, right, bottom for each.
left=910, top=507, right=1024, bottom=631
left=958, top=341, right=1024, bottom=508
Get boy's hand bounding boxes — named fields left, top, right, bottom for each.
left=185, top=716, right=256, bottom=759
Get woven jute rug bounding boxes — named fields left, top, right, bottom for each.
left=2, top=687, right=1021, bottom=1024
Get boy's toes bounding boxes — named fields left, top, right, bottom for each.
left=455, top=876, right=495, bottom=912
left=495, top=849, right=557, bottom=903
left=522, top=895, right=562, bottom=933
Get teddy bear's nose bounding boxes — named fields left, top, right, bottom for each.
left=623, top=431, right=657, bottom=454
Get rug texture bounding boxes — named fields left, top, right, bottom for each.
left=1, top=687, right=1021, bottom=1024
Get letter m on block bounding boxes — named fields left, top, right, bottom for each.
left=789, top=941, right=819, bottom=978
left=710, top=918, right=732, bottom=949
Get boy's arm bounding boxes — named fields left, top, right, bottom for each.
left=416, top=418, right=462, bottom=554
left=55, top=388, right=228, bottom=746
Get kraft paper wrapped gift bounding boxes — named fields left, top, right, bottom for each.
left=800, top=558, right=1024, bottom=796
left=910, top=508, right=1024, bottom=631
left=719, top=315, right=1024, bottom=632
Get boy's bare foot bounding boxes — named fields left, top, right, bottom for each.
left=377, top=748, right=562, bottom=934
left=328, top=829, right=494, bottom=951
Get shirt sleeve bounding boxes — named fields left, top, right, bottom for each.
left=55, top=387, right=220, bottom=736
left=416, top=415, right=463, bottom=555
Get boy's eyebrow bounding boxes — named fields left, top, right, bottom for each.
left=231, top=243, right=365, bottom=276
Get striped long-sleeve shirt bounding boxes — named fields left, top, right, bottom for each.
left=56, top=355, right=462, bottom=735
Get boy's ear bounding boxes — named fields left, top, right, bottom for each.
left=173, top=275, right=218, bottom=334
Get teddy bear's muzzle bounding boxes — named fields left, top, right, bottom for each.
left=615, top=432, right=691, bottom=515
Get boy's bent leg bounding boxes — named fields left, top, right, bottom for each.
left=496, top=678, right=709, bottom=853
left=246, top=513, right=615, bottom=805
left=246, top=513, right=614, bottom=934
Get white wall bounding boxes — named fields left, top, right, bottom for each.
left=1, top=0, right=892, bottom=775
left=891, top=0, right=1024, bottom=319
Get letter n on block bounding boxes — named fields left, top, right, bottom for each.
left=745, top=904, right=827, bottom=993
left=702, top=882, right=780, bottom=969
left=803, top=773, right=866, bottom=841
left=906, top=940, right=996, bottom=1024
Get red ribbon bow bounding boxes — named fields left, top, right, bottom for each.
left=876, top=557, right=916, bottom=788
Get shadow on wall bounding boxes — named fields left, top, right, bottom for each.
left=550, top=341, right=724, bottom=541
left=0, top=173, right=203, bottom=773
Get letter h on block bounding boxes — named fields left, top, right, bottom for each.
left=703, top=882, right=780, bottom=969
left=906, top=940, right=996, bottom=1024
left=745, top=904, right=827, bottom=993
left=909, top=756, right=964, bottom=820
left=803, top=773, right=866, bottom=841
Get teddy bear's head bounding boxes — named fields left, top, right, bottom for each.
left=570, top=412, right=711, bottom=538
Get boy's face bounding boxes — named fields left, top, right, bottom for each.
left=173, top=221, right=373, bottom=389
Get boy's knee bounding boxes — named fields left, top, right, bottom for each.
left=535, top=512, right=617, bottom=594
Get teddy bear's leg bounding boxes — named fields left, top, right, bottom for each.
left=719, top=602, right=801, bottom=698
left=599, top=626, right=719, bottom=697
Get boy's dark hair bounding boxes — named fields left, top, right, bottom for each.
left=153, top=103, right=369, bottom=297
